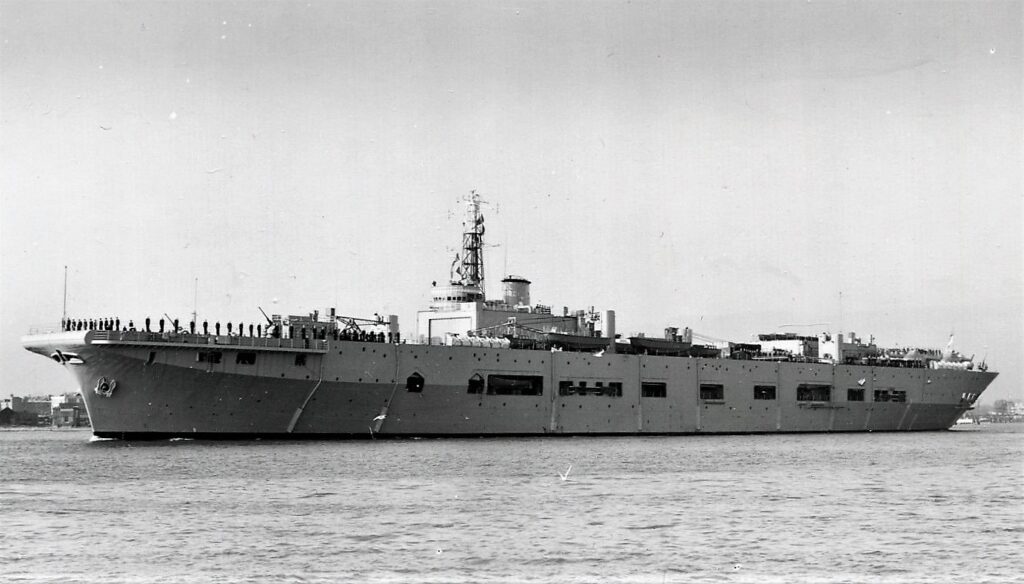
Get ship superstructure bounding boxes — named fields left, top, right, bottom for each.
left=22, top=192, right=996, bottom=439
left=417, top=191, right=611, bottom=349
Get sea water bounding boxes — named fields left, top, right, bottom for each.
left=2, top=425, right=1021, bottom=583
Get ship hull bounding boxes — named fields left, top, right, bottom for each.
left=24, top=332, right=997, bottom=439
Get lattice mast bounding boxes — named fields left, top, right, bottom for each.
left=452, top=190, right=486, bottom=294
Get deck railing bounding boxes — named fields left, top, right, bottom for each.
left=88, top=330, right=328, bottom=351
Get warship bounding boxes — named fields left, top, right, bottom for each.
left=23, top=192, right=996, bottom=439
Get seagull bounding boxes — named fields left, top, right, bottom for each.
left=559, top=464, right=572, bottom=481
left=372, top=414, right=386, bottom=422
left=593, top=349, right=605, bottom=357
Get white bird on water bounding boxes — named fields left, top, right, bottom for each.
left=559, top=464, right=572, bottom=481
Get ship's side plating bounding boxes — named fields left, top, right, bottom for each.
left=23, top=331, right=995, bottom=439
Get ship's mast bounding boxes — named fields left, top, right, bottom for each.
left=455, top=190, right=486, bottom=294
left=62, top=265, right=68, bottom=321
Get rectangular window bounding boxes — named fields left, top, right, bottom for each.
left=700, top=383, right=724, bottom=400
left=560, top=380, right=623, bottom=397
left=487, top=375, right=543, bottom=396
left=873, top=389, right=906, bottom=402
left=847, top=388, right=865, bottom=402
left=236, top=352, right=256, bottom=365
left=294, top=353, right=307, bottom=367
left=797, top=384, right=832, bottom=402
left=754, top=385, right=776, bottom=400
left=558, top=380, right=574, bottom=396
left=467, top=376, right=485, bottom=394
left=197, top=350, right=222, bottom=364
left=642, top=382, right=668, bottom=398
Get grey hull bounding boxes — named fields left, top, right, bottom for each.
left=24, top=331, right=996, bottom=439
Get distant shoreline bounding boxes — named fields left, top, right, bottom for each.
left=0, top=426, right=91, bottom=432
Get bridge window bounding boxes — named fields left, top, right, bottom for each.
left=847, top=388, right=865, bottom=402
left=699, top=383, right=724, bottom=400
left=559, top=380, right=573, bottom=395
left=406, top=372, right=425, bottom=393
left=467, top=374, right=484, bottom=394
left=294, top=353, right=307, bottom=366
left=236, top=352, right=256, bottom=365
left=609, top=382, right=623, bottom=397
left=487, top=374, right=543, bottom=396
left=753, top=385, right=776, bottom=400
left=642, top=382, right=667, bottom=398
left=797, top=384, right=832, bottom=401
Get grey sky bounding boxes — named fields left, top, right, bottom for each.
left=1, top=1, right=1020, bottom=401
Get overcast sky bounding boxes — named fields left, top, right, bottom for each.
left=1, top=1, right=1020, bottom=402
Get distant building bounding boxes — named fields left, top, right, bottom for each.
left=10, top=396, right=53, bottom=426
left=52, top=394, right=90, bottom=428
left=2, top=393, right=89, bottom=427
left=991, top=400, right=1024, bottom=423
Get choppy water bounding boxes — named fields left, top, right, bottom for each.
left=2, top=425, right=1022, bottom=583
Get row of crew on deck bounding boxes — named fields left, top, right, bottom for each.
left=64, top=316, right=179, bottom=333
left=61, top=316, right=398, bottom=343
left=64, top=316, right=178, bottom=333
left=63, top=317, right=124, bottom=331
